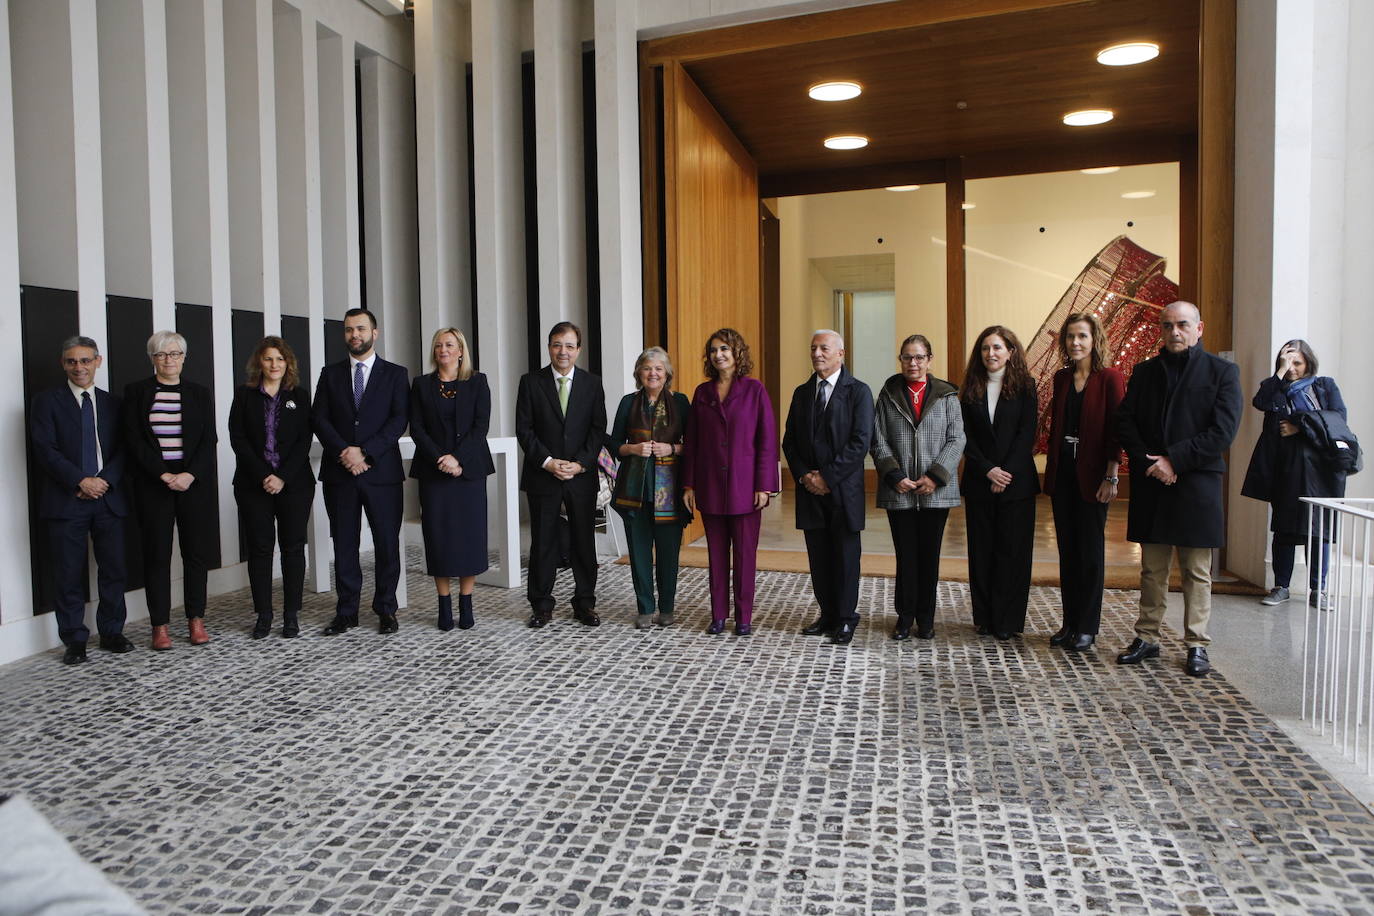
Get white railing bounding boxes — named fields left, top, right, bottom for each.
left=1301, top=497, right=1374, bottom=773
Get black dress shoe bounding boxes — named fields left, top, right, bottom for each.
left=1186, top=647, right=1211, bottom=677
left=916, top=627, right=935, bottom=640
left=250, top=615, right=272, bottom=639
left=1068, top=633, right=1096, bottom=651
left=891, top=624, right=911, bottom=641
left=801, top=618, right=835, bottom=636
left=1049, top=626, right=1073, bottom=647
left=1117, top=637, right=1160, bottom=665
left=976, top=623, right=993, bottom=636
left=323, top=615, right=359, bottom=636
left=528, top=611, right=550, bottom=629
left=281, top=614, right=300, bottom=639
left=830, top=622, right=856, bottom=645
left=706, top=619, right=725, bottom=635
left=735, top=623, right=752, bottom=636
left=98, top=634, right=135, bottom=654
left=573, top=608, right=601, bottom=627
left=62, top=643, right=87, bottom=665
left=994, top=631, right=1012, bottom=641
left=378, top=613, right=399, bottom=634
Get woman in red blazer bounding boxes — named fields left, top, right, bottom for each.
left=1043, top=312, right=1126, bottom=651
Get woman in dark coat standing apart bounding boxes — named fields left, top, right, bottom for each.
left=410, top=327, right=494, bottom=630
left=122, top=331, right=218, bottom=650
left=1241, top=339, right=1347, bottom=608
left=228, top=337, right=315, bottom=638
left=959, top=325, right=1039, bottom=639
left=1043, top=313, right=1125, bottom=651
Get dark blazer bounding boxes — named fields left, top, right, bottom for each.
left=514, top=366, right=607, bottom=496
left=960, top=385, right=1040, bottom=501
left=311, top=357, right=410, bottom=486
left=409, top=372, right=495, bottom=482
left=1116, top=344, right=1242, bottom=546
left=781, top=368, right=874, bottom=532
left=227, top=384, right=316, bottom=492
left=121, top=376, right=217, bottom=484
left=30, top=384, right=128, bottom=519
left=1042, top=366, right=1126, bottom=502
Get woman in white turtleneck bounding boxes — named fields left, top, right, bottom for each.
left=959, top=325, right=1040, bottom=640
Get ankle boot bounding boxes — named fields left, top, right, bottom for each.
left=251, top=613, right=272, bottom=639
left=281, top=611, right=300, bottom=639
left=151, top=625, right=172, bottom=651
left=458, top=593, right=475, bottom=630
left=188, top=617, right=210, bottom=645
left=437, top=594, right=455, bottom=631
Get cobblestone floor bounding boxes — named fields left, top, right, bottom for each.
left=3, top=553, right=1374, bottom=914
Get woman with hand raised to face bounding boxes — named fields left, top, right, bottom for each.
left=959, top=325, right=1039, bottom=641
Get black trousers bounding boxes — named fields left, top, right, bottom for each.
left=527, top=485, right=598, bottom=614
left=1050, top=460, right=1108, bottom=635
left=236, top=483, right=313, bottom=617
left=965, top=495, right=1035, bottom=633
left=135, top=477, right=217, bottom=626
left=886, top=506, right=950, bottom=631
left=323, top=480, right=402, bottom=617
left=47, top=500, right=127, bottom=645
left=803, top=498, right=862, bottom=628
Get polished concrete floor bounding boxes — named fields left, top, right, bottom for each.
left=2, top=549, right=1373, bottom=914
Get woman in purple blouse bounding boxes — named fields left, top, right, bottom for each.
left=683, top=328, right=780, bottom=636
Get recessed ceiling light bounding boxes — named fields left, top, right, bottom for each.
left=1063, top=109, right=1114, bottom=126
left=1081, top=166, right=1121, bottom=175
left=1121, top=190, right=1156, bottom=199
left=885, top=185, right=920, bottom=192
left=808, top=81, right=862, bottom=101
left=824, top=135, right=869, bottom=150
left=1097, top=42, right=1160, bottom=66
left=961, top=202, right=976, bottom=210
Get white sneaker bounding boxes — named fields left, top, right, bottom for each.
left=1260, top=587, right=1290, bottom=606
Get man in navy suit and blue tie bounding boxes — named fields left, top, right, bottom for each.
left=30, top=336, right=133, bottom=665
left=313, top=308, right=410, bottom=635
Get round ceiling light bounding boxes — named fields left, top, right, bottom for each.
left=1097, top=42, right=1160, bottom=66
left=1121, top=190, right=1156, bottom=199
left=824, top=135, right=869, bottom=150
left=808, top=81, right=862, bottom=101
left=1063, top=109, right=1114, bottom=126
left=885, top=185, right=920, bottom=192
left=1081, top=166, right=1121, bottom=175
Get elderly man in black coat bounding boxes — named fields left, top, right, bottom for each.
left=782, top=329, right=874, bottom=645
left=1115, top=301, right=1241, bottom=676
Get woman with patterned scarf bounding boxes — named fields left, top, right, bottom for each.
left=1242, top=339, right=1348, bottom=608
left=610, top=347, right=692, bottom=628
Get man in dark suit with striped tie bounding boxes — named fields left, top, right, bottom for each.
left=515, top=321, right=607, bottom=628
left=312, top=308, right=411, bottom=635
left=29, top=335, right=132, bottom=665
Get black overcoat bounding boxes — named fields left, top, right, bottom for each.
left=1116, top=344, right=1242, bottom=547
left=781, top=368, right=874, bottom=532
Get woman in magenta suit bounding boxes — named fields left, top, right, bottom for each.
left=683, top=328, right=780, bottom=636
left=1043, top=312, right=1125, bottom=651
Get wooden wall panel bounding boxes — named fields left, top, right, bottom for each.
left=1198, top=0, right=1235, bottom=354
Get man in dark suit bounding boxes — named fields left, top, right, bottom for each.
left=1116, top=301, right=1241, bottom=677
left=29, top=336, right=132, bottom=665
left=782, top=330, right=874, bottom=645
left=515, top=321, right=607, bottom=628
left=312, top=308, right=410, bottom=635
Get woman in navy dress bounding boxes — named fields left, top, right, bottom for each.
left=410, top=327, right=494, bottom=630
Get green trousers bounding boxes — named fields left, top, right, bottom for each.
left=622, top=510, right=684, bottom=616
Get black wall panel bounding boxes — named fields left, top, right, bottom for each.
left=281, top=315, right=312, bottom=390
left=174, top=303, right=222, bottom=570
left=230, top=309, right=265, bottom=389
left=324, top=319, right=345, bottom=366
left=106, top=295, right=154, bottom=593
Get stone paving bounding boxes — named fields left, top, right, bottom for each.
left=4, top=552, right=1374, bottom=914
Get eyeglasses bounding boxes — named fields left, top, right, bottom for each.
left=63, top=357, right=97, bottom=367
left=898, top=353, right=930, bottom=363
left=152, top=351, right=185, bottom=361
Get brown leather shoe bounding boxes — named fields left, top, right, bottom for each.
left=151, top=625, right=172, bottom=651
left=188, top=617, right=210, bottom=646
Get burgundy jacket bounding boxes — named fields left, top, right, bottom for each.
left=1042, top=366, right=1126, bottom=502
left=682, top=375, right=780, bottom=515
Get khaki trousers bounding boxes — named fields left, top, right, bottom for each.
left=1136, top=543, right=1213, bottom=648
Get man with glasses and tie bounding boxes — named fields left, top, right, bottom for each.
left=313, top=308, right=411, bottom=635
left=29, top=336, right=132, bottom=665
left=515, top=321, right=607, bottom=629
left=782, top=329, right=874, bottom=645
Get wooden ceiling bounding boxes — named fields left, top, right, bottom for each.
left=667, top=0, right=1200, bottom=186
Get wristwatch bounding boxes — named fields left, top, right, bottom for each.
left=1104, top=475, right=1119, bottom=484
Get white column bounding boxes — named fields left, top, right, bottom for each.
left=413, top=0, right=472, bottom=350
left=1341, top=0, right=1374, bottom=502
left=298, top=12, right=323, bottom=330
left=143, top=0, right=175, bottom=321
left=316, top=29, right=360, bottom=337
left=534, top=0, right=587, bottom=339
left=594, top=0, right=643, bottom=412
left=273, top=1, right=305, bottom=328
left=70, top=0, right=107, bottom=336
left=471, top=0, right=527, bottom=434
left=0, top=0, right=35, bottom=630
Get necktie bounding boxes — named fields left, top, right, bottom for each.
left=80, top=391, right=98, bottom=476
left=557, top=376, right=569, bottom=416
left=814, top=379, right=829, bottom=430
left=353, top=362, right=365, bottom=409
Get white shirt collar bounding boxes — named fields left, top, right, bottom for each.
left=817, top=366, right=843, bottom=387
left=350, top=352, right=378, bottom=371
left=551, top=365, right=575, bottom=381
left=67, top=379, right=96, bottom=399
